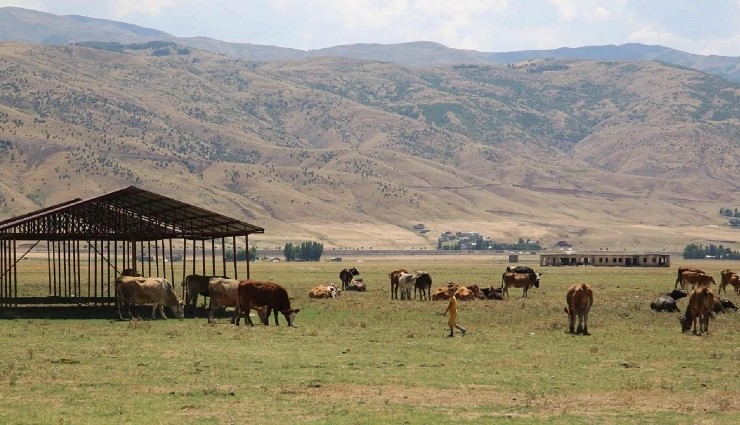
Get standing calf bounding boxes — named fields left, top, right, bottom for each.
left=564, top=283, right=593, bottom=335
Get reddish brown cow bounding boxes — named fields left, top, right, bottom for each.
left=731, top=274, right=740, bottom=294
left=564, top=284, right=593, bottom=335
left=680, top=286, right=715, bottom=335
left=388, top=269, right=408, bottom=299
left=207, top=277, right=268, bottom=325
left=679, top=271, right=715, bottom=290
left=719, top=270, right=737, bottom=294
left=675, top=267, right=705, bottom=289
left=501, top=272, right=541, bottom=297
left=236, top=280, right=300, bottom=327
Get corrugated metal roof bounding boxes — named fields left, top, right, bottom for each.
left=0, top=186, right=264, bottom=241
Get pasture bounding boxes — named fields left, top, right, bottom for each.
left=1, top=256, right=739, bottom=424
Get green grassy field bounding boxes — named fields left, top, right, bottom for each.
left=0, top=256, right=739, bottom=424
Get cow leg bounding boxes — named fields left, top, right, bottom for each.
left=245, top=302, right=255, bottom=326
left=582, top=311, right=590, bottom=335
left=273, top=308, right=280, bottom=326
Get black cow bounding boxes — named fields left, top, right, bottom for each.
left=481, top=286, right=504, bottom=300
left=413, top=272, right=433, bottom=300
left=339, top=267, right=360, bottom=291
left=650, top=289, right=688, bottom=312
left=713, top=296, right=738, bottom=314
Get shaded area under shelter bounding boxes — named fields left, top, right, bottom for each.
left=0, top=186, right=264, bottom=310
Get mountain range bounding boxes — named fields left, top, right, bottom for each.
left=0, top=7, right=739, bottom=252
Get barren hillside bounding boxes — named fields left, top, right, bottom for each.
left=0, top=42, right=739, bottom=251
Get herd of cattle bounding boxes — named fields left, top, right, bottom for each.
left=114, top=264, right=739, bottom=336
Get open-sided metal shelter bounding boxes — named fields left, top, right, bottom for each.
left=0, top=186, right=264, bottom=308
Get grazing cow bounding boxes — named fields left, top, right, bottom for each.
left=207, top=277, right=268, bottom=325
left=564, top=283, right=593, bottom=335
left=115, top=276, right=184, bottom=320
left=413, top=272, right=433, bottom=300
left=309, top=284, right=340, bottom=299
left=680, top=286, right=715, bottom=334
left=675, top=267, right=705, bottom=289
left=345, top=280, right=367, bottom=292
left=339, top=267, right=360, bottom=291
left=236, top=280, right=300, bottom=327
left=388, top=269, right=407, bottom=299
left=501, top=271, right=541, bottom=297
left=719, top=270, right=737, bottom=294
left=184, top=274, right=227, bottom=315
left=678, top=271, right=715, bottom=290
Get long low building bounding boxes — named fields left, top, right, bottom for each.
left=540, top=252, right=670, bottom=267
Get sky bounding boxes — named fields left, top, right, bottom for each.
left=2, top=0, right=740, bottom=56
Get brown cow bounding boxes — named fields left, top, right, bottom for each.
left=680, top=286, right=715, bottom=335
left=389, top=269, right=408, bottom=299
left=679, top=271, right=715, bottom=290
left=115, top=276, right=184, bottom=320
left=564, top=284, right=593, bottom=335
left=719, top=270, right=737, bottom=294
left=675, top=267, right=705, bottom=289
left=308, top=284, right=340, bottom=299
left=731, top=274, right=740, bottom=294
left=236, top=280, right=300, bottom=327
left=431, top=283, right=479, bottom=301
left=207, top=277, right=268, bottom=325
left=501, top=271, right=541, bottom=297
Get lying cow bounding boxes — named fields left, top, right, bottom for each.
left=564, top=283, right=593, bottom=335
left=675, top=267, right=705, bottom=289
left=650, top=289, right=688, bottom=312
left=481, top=286, right=503, bottom=300
left=207, top=277, right=268, bottom=325
left=115, top=276, right=184, bottom=320
left=237, top=280, right=300, bottom=327
left=501, top=271, right=541, bottom=297
left=506, top=265, right=536, bottom=274
left=431, top=283, right=478, bottom=301
left=308, top=284, right=340, bottom=299
left=339, top=267, right=360, bottom=291
left=680, top=286, right=715, bottom=335
left=712, top=296, right=738, bottom=314
left=345, top=280, right=367, bottom=292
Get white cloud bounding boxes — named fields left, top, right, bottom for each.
left=548, top=0, right=577, bottom=21
left=627, top=25, right=680, bottom=47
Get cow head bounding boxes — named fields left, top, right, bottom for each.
left=350, top=267, right=360, bottom=276
left=531, top=272, right=541, bottom=288
left=282, top=308, right=301, bottom=327
left=173, top=300, right=185, bottom=320
left=679, top=312, right=692, bottom=332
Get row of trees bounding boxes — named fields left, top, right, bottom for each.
left=719, top=208, right=740, bottom=218
left=283, top=241, right=324, bottom=261
left=438, top=237, right=541, bottom=251
left=223, top=246, right=258, bottom=261
left=682, top=243, right=740, bottom=260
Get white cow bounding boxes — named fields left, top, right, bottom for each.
left=208, top=277, right=267, bottom=325
left=115, top=276, right=184, bottom=320
left=397, top=272, right=423, bottom=300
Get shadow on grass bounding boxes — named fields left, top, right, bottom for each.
left=0, top=305, right=227, bottom=320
